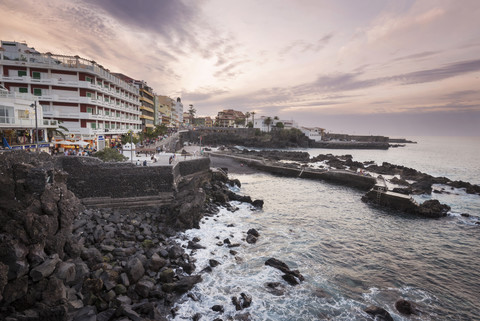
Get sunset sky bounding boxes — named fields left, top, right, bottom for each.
left=1, top=0, right=479, bottom=136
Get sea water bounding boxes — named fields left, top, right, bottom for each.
left=170, top=136, right=480, bottom=320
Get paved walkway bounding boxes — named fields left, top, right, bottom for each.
left=122, top=144, right=205, bottom=166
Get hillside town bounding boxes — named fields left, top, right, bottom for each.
left=0, top=40, right=325, bottom=153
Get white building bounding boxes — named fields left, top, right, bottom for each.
left=300, top=126, right=325, bottom=141
left=0, top=85, right=57, bottom=151
left=253, top=116, right=299, bottom=132
left=0, top=40, right=142, bottom=149
left=174, top=97, right=183, bottom=127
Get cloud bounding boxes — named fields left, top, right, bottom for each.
left=280, top=33, right=333, bottom=56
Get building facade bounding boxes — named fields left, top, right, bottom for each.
left=133, top=80, right=155, bottom=130
left=0, top=41, right=142, bottom=149
left=300, top=126, right=324, bottom=141
left=0, top=85, right=56, bottom=151
left=216, top=109, right=245, bottom=127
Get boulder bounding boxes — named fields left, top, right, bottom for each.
left=126, top=257, right=145, bottom=283
left=55, top=261, right=76, bottom=284
left=162, top=275, right=202, bottom=294
left=416, top=199, right=451, bottom=218
left=42, top=277, right=67, bottom=306
left=135, top=279, right=155, bottom=298
left=30, top=254, right=61, bottom=282
left=149, top=253, right=167, bottom=272
left=246, top=234, right=257, bottom=244
left=395, top=299, right=417, bottom=315
left=364, top=305, right=394, bottom=321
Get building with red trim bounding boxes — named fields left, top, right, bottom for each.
left=0, top=41, right=141, bottom=149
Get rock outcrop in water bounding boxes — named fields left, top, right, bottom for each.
left=0, top=151, right=261, bottom=320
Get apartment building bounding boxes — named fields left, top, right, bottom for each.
left=0, top=85, right=56, bottom=151
left=133, top=80, right=155, bottom=130
left=216, top=109, right=245, bottom=127
left=0, top=41, right=142, bottom=149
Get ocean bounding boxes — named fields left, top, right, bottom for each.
left=170, top=136, right=480, bottom=321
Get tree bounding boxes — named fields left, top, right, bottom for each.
left=47, top=121, right=69, bottom=142
left=244, top=112, right=251, bottom=125
left=234, top=117, right=245, bottom=127
left=275, top=122, right=284, bottom=129
left=264, top=117, right=273, bottom=132
left=246, top=121, right=253, bottom=128
left=188, top=104, right=196, bottom=119
left=251, top=111, right=256, bottom=127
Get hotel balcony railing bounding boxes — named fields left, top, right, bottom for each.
left=1, top=54, right=139, bottom=95
left=0, top=75, right=140, bottom=105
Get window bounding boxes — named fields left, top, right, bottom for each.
left=86, top=92, right=92, bottom=98
left=32, top=72, right=41, bottom=79
left=33, top=88, right=42, bottom=96
left=19, top=87, right=28, bottom=93
left=87, top=107, right=93, bottom=114
left=116, top=112, right=120, bottom=118
left=105, top=123, right=110, bottom=129
left=105, top=110, right=110, bottom=116
left=0, top=106, right=14, bottom=124
left=86, top=76, right=93, bottom=83
left=18, top=70, right=27, bottom=77
left=90, top=123, right=96, bottom=129
left=18, top=110, right=29, bottom=119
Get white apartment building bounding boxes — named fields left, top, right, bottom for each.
left=0, top=41, right=141, bottom=149
left=0, top=85, right=57, bottom=151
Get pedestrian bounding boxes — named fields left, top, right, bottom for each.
left=143, top=160, right=147, bottom=166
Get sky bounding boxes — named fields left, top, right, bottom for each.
left=1, top=0, right=480, bottom=136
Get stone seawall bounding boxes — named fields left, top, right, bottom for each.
left=59, top=156, right=211, bottom=201
left=209, top=153, right=376, bottom=190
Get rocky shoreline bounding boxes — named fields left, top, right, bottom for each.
left=0, top=151, right=263, bottom=321
left=210, top=148, right=480, bottom=219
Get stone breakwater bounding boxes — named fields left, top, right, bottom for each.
left=0, top=151, right=263, bottom=321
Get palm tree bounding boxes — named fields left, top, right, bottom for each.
left=264, top=117, right=273, bottom=132
left=251, top=111, right=256, bottom=127
left=244, top=112, right=251, bottom=126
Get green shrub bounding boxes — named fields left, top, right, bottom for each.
left=93, top=148, right=128, bottom=162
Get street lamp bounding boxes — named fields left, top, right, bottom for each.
left=129, top=130, right=133, bottom=163
left=30, top=101, right=39, bottom=153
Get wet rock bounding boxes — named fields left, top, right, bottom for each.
left=240, top=292, right=252, bottom=308
left=364, top=305, right=394, bottom=321
left=168, top=245, right=184, bottom=259
left=188, top=240, right=206, bottom=250
left=232, top=296, right=242, bottom=311
left=212, top=305, right=224, bottom=313
left=159, top=268, right=175, bottom=283
left=416, top=199, right=451, bottom=218
left=193, top=312, right=202, bottom=321
left=252, top=199, right=264, bottom=208
left=282, top=273, right=299, bottom=285
left=265, top=258, right=291, bottom=274
left=162, top=275, right=202, bottom=294
left=395, top=299, right=417, bottom=315
left=247, top=228, right=259, bottom=237
left=209, top=259, right=221, bottom=268
left=265, top=282, right=286, bottom=296
left=246, top=234, right=257, bottom=244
